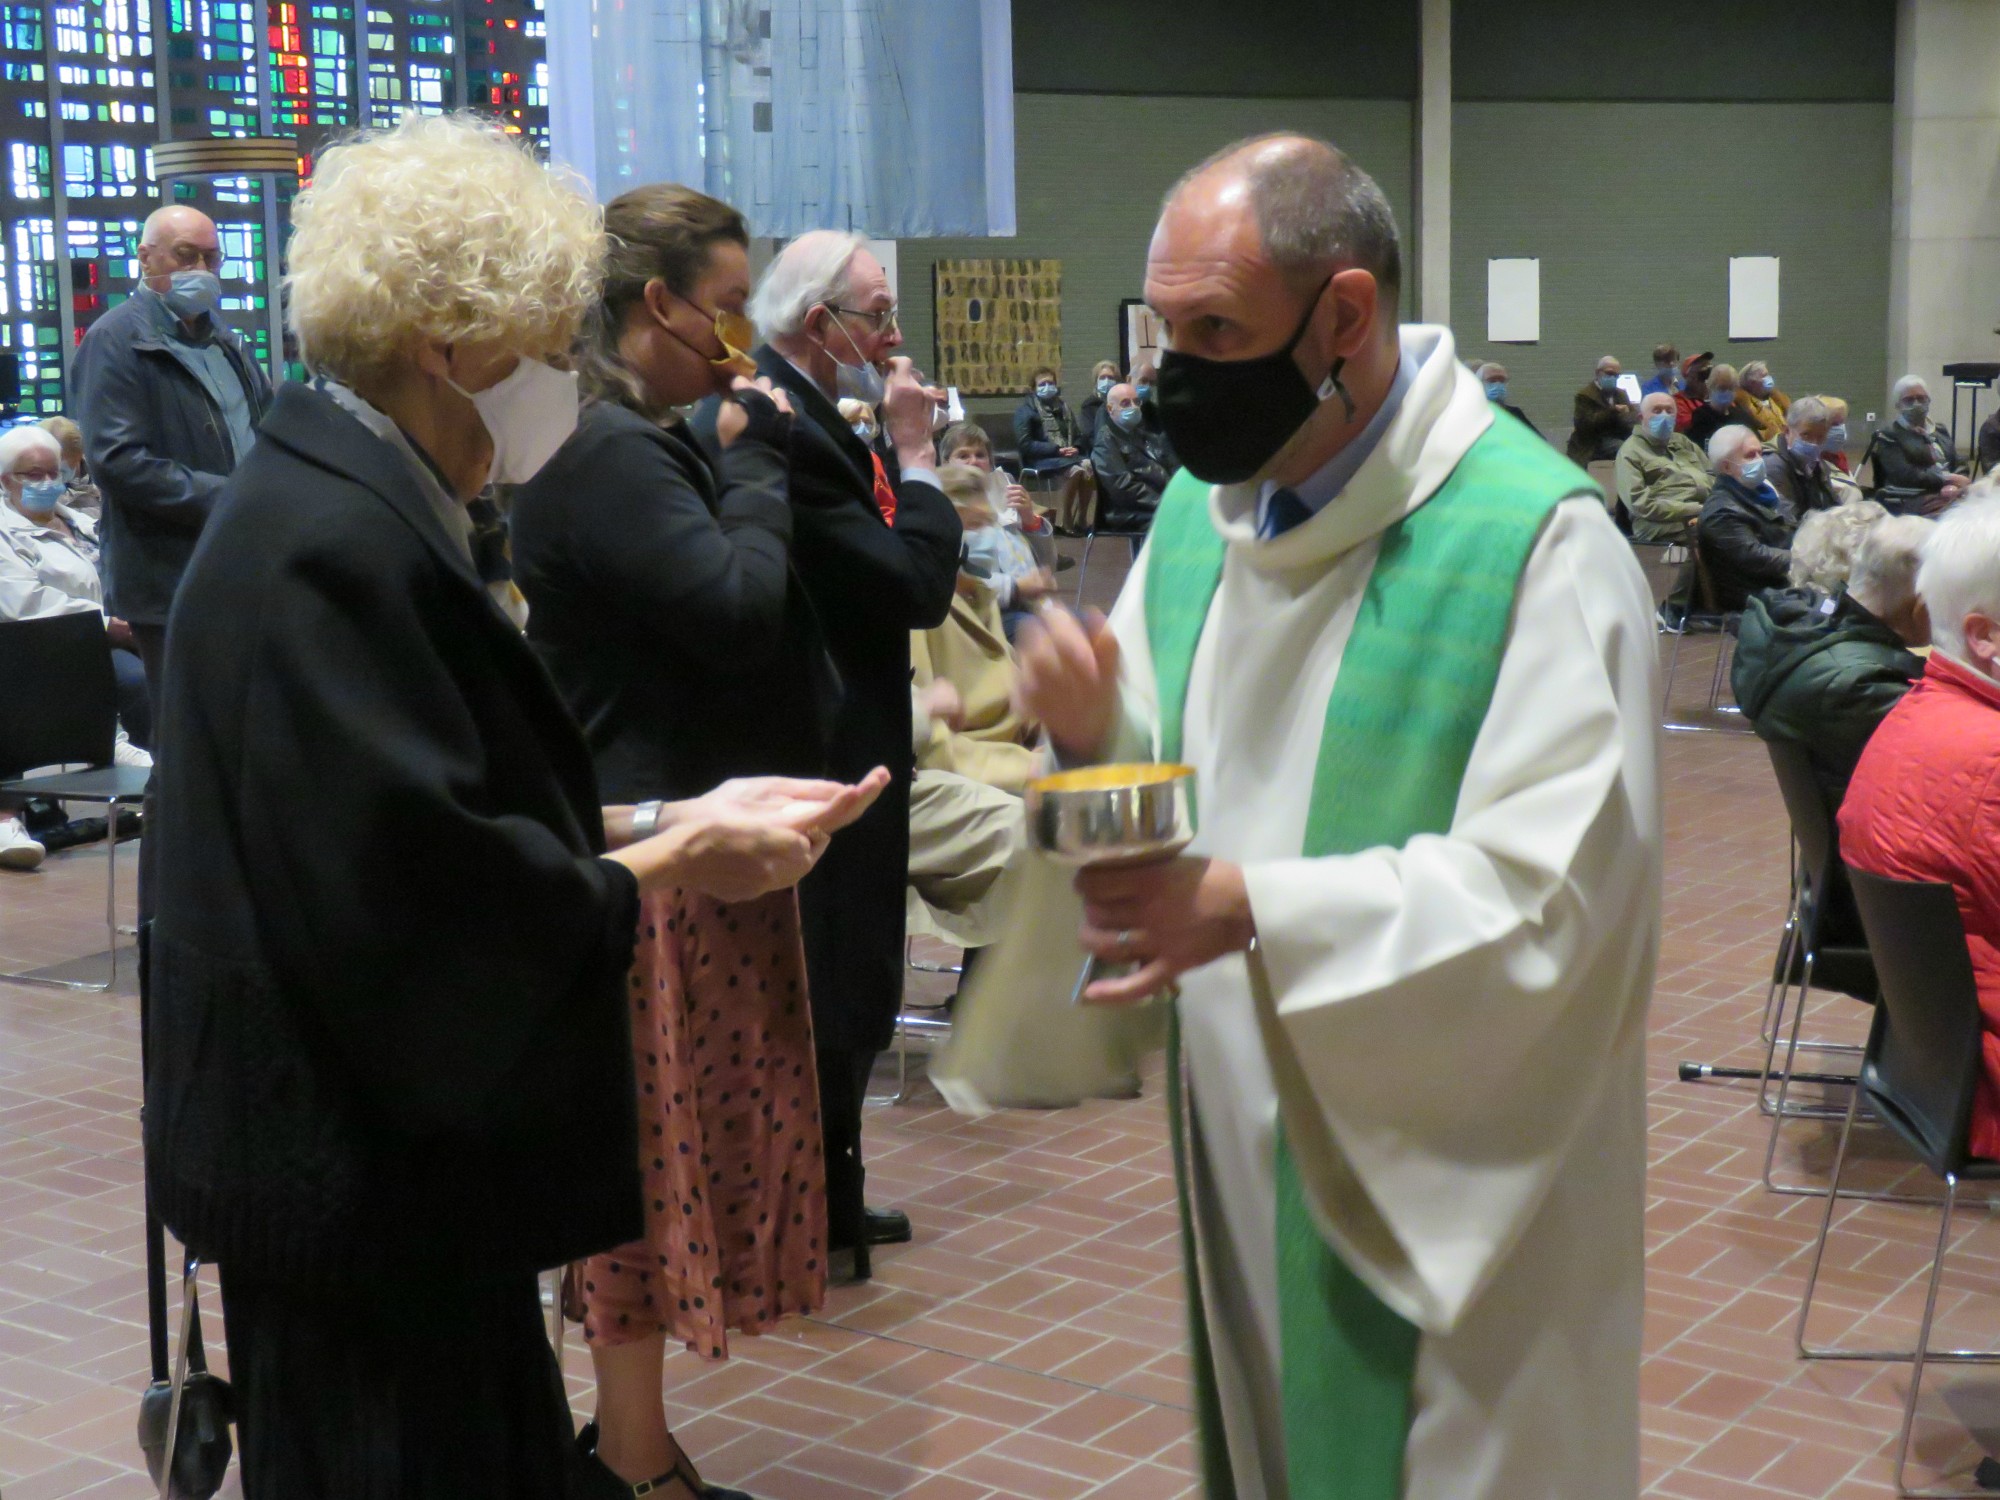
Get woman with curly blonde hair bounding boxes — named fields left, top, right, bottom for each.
left=143, top=112, right=882, bottom=1499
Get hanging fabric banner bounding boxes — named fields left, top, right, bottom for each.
left=547, top=0, right=1017, bottom=238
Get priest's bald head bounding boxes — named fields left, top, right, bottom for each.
left=1144, top=133, right=1403, bottom=485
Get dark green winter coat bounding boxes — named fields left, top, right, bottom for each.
left=1732, top=587, right=1922, bottom=806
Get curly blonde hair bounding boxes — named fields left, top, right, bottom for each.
left=286, top=112, right=604, bottom=382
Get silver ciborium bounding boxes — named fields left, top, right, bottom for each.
left=1025, top=763, right=1195, bottom=1004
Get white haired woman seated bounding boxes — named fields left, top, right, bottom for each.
left=142, top=113, right=883, bottom=1499
left=1867, top=373, right=1968, bottom=511
left=0, top=423, right=150, bottom=869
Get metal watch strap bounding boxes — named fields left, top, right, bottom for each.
left=631, top=800, right=663, bottom=840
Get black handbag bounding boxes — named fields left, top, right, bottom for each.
left=136, top=1252, right=234, bottom=1499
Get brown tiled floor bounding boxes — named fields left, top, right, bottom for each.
left=4, top=618, right=1998, bottom=1497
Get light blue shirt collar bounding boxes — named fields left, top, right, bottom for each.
left=1255, top=353, right=1418, bottom=528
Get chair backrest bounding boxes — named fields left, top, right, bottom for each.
left=1848, top=867, right=1986, bottom=1174
left=1765, top=737, right=1839, bottom=902
left=1585, top=459, right=1618, bottom=515
left=0, top=612, right=118, bottom=777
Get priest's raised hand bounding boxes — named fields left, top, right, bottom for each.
left=1014, top=604, right=1121, bottom=761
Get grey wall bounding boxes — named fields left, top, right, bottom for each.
left=897, top=91, right=1414, bottom=416
left=1450, top=101, right=1893, bottom=446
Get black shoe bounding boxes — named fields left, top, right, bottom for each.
left=576, top=1422, right=754, bottom=1500
left=1978, top=1455, right=2000, bottom=1490
left=864, top=1206, right=911, bottom=1245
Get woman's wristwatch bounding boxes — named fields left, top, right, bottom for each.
left=631, top=800, right=664, bottom=841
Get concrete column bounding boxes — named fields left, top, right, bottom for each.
left=1888, top=0, right=2000, bottom=421
left=1416, top=0, right=1451, bottom=325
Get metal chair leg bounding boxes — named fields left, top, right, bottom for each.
left=2, top=794, right=123, bottom=993
left=1075, top=532, right=1097, bottom=603
left=1888, top=1177, right=2000, bottom=1498
left=1661, top=621, right=1687, bottom=713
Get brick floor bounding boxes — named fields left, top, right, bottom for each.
left=2, top=604, right=1995, bottom=1497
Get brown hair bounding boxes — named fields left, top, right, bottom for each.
left=938, top=420, right=991, bottom=466
left=576, top=181, right=749, bottom=414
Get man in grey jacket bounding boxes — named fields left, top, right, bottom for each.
left=73, top=204, right=272, bottom=707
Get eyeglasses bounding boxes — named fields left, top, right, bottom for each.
left=826, top=303, right=900, bottom=336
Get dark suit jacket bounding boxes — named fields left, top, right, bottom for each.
left=511, top=399, right=838, bottom=803
left=1566, top=383, right=1636, bottom=464
left=71, top=293, right=272, bottom=625
left=1764, top=434, right=1842, bottom=517
left=692, top=347, right=960, bottom=1052
left=146, top=382, right=642, bottom=1284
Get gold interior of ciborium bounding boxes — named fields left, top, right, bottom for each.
left=1028, top=762, right=1193, bottom=795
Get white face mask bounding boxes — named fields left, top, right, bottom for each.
left=448, top=357, right=578, bottom=486
left=820, top=310, right=886, bottom=405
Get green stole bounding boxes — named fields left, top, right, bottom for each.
left=1145, top=414, right=1593, bottom=1499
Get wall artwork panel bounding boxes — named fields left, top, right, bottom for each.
left=933, top=257, right=1063, bottom=397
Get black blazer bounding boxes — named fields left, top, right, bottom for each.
left=511, top=399, right=837, bottom=802
left=691, top=346, right=959, bottom=1051
left=145, top=382, right=642, bottom=1285
left=71, top=293, right=274, bottom=625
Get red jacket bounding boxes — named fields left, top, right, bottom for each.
left=1674, top=391, right=1701, bottom=432
left=1840, top=652, right=2000, bottom=1159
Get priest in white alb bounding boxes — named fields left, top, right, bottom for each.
left=1014, top=135, right=1662, bottom=1499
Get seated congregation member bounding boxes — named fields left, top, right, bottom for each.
left=1477, top=361, right=1540, bottom=435
left=1615, top=391, right=1711, bottom=543
left=1979, top=403, right=2000, bottom=476
left=508, top=181, right=877, bottom=1497
left=1734, top=507, right=1928, bottom=806
left=1821, top=395, right=1855, bottom=474
left=1764, top=395, right=1847, bottom=516
left=1077, top=358, right=1121, bottom=450
left=837, top=396, right=877, bottom=445
left=1841, top=493, right=2000, bottom=1164
left=1566, top=353, right=1636, bottom=463
left=1698, top=422, right=1797, bottom=612
left=38, top=415, right=101, bottom=519
left=143, top=114, right=876, bottom=1500
left=1674, top=352, right=1715, bottom=432
left=1870, top=374, right=1968, bottom=510
left=1686, top=363, right=1757, bottom=450
left=1640, top=342, right=1681, bottom=398
left=1091, top=380, right=1173, bottom=532
left=938, top=420, right=1055, bottom=637
left=1734, top=359, right=1790, bottom=443
left=1012, top=364, right=1085, bottom=475
left=916, top=466, right=1042, bottom=794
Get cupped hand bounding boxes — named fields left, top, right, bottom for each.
left=666, top=815, right=817, bottom=902
left=1074, top=856, right=1255, bottom=1006
left=1015, top=606, right=1121, bottom=763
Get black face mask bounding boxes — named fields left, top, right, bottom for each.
left=1155, top=278, right=1349, bottom=484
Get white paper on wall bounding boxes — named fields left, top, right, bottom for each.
left=1486, top=258, right=1540, bottom=343
left=1729, top=256, right=1781, bottom=340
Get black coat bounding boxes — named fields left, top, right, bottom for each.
left=145, top=383, right=642, bottom=1286
left=1868, top=419, right=1962, bottom=496
left=1696, top=475, right=1796, bottom=613
left=1685, top=402, right=1756, bottom=452
left=692, top=347, right=960, bottom=1052
left=71, top=293, right=273, bottom=625
left=1091, top=415, right=1172, bottom=529
left=511, top=400, right=838, bottom=803
left=1764, top=434, right=1842, bottom=516
left=1013, top=393, right=1081, bottom=464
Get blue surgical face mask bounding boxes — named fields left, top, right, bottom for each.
left=58, top=461, right=76, bottom=484
left=1113, top=404, right=1143, bottom=430
left=1484, top=381, right=1508, bottom=403
left=1596, top=373, right=1619, bottom=392
left=1738, top=455, right=1767, bottom=488
left=1655, top=365, right=1678, bottom=386
left=1901, top=397, right=1930, bottom=425
left=1827, top=422, right=1848, bottom=447
left=851, top=421, right=875, bottom=442
left=1095, top=376, right=1112, bottom=396
left=1035, top=381, right=1058, bottom=401
left=1135, top=382, right=1154, bottom=403
left=16, top=477, right=64, bottom=516
left=1711, top=388, right=1736, bottom=409
left=1791, top=437, right=1823, bottom=465
left=1644, top=412, right=1674, bottom=442
left=162, top=267, right=223, bottom=322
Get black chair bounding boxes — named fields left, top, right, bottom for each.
left=0, top=612, right=151, bottom=991
left=1758, top=739, right=1880, bottom=1192
left=1795, top=869, right=2000, bottom=1497
left=1072, top=517, right=1151, bottom=604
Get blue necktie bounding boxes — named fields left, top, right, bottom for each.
left=1260, top=486, right=1313, bottom=540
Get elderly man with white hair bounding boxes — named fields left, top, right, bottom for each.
left=1867, top=373, right=1967, bottom=511
left=1843, top=490, right=2000, bottom=1173
left=1735, top=507, right=1930, bottom=805
left=1475, top=360, right=1540, bottom=435
left=1009, top=130, right=1659, bottom=1500
left=1566, top=351, right=1637, bottom=463
left=1615, top=389, right=1712, bottom=543
left=692, top=230, right=960, bottom=1280
left=1697, top=422, right=1796, bottom=611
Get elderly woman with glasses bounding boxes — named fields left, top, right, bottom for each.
left=143, top=114, right=881, bottom=1500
